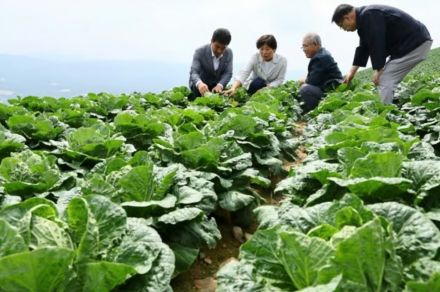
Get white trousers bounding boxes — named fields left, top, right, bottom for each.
left=379, top=40, right=433, bottom=104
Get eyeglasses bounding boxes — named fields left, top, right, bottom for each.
left=300, top=43, right=313, bottom=50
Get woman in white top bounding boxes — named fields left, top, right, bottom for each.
left=225, top=34, right=287, bottom=96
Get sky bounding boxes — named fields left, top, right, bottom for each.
left=0, top=0, right=438, bottom=96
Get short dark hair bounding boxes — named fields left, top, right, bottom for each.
left=332, top=4, right=354, bottom=23
left=256, top=34, right=277, bottom=50
left=212, top=28, right=231, bottom=45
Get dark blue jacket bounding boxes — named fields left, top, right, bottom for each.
left=354, top=5, right=431, bottom=70
left=306, top=48, right=343, bottom=91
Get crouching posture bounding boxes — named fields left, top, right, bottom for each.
left=299, top=33, right=343, bottom=113
left=189, top=28, right=233, bottom=98
left=225, top=34, right=287, bottom=96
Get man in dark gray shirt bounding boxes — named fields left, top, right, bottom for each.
left=299, top=33, right=343, bottom=113
left=189, top=28, right=233, bottom=99
left=332, top=4, right=432, bottom=104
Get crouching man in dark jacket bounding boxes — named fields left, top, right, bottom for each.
left=299, top=33, right=343, bottom=113
left=332, top=4, right=432, bottom=104
left=189, top=28, right=233, bottom=99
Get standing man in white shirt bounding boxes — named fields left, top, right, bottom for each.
left=189, top=28, right=233, bottom=99
left=225, top=34, right=287, bottom=96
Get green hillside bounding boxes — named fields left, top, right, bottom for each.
left=355, top=46, right=440, bottom=83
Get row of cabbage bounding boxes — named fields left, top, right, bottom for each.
left=217, top=75, right=440, bottom=291
left=0, top=84, right=302, bottom=291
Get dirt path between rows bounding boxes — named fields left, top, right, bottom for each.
left=171, top=121, right=307, bottom=291
left=171, top=218, right=255, bottom=292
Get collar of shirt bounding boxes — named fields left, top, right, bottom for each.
left=211, top=48, right=223, bottom=60
left=257, top=53, right=279, bottom=64
left=310, top=48, right=323, bottom=61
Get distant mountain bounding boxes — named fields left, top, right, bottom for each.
left=0, top=54, right=304, bottom=101
left=0, top=55, right=192, bottom=101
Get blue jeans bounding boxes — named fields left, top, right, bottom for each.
left=299, top=84, right=324, bottom=113
left=247, top=77, right=267, bottom=95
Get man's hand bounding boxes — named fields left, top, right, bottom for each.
left=343, top=65, right=359, bottom=84
left=298, top=79, right=306, bottom=86
left=197, top=82, right=209, bottom=96
left=372, top=69, right=383, bottom=86
left=343, top=71, right=356, bottom=84
left=212, top=84, right=223, bottom=93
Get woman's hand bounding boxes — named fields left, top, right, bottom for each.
left=223, top=88, right=236, bottom=96
left=212, top=84, right=223, bottom=93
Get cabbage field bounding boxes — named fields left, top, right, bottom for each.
left=0, top=51, right=440, bottom=291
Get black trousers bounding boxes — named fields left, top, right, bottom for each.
left=247, top=77, right=267, bottom=95
left=299, top=84, right=324, bottom=114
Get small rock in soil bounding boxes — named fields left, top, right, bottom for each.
left=232, top=226, right=244, bottom=242
left=219, top=257, right=237, bottom=269
left=204, top=257, right=213, bottom=265
left=244, top=232, right=253, bottom=241
left=199, top=252, right=206, bottom=259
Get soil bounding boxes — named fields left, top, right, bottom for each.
left=171, top=217, right=256, bottom=292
